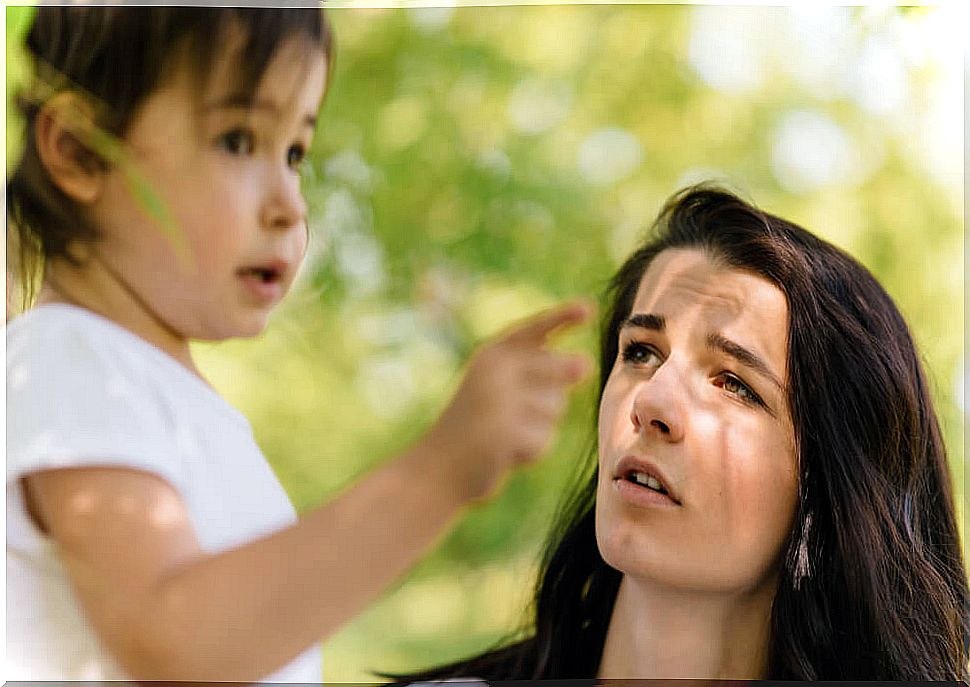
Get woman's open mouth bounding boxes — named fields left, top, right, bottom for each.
left=625, top=469, right=669, bottom=495
left=613, top=456, right=682, bottom=507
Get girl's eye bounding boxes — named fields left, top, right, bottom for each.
left=287, top=144, right=307, bottom=169
left=621, top=341, right=662, bottom=367
left=715, top=373, right=764, bottom=407
left=218, top=129, right=254, bottom=155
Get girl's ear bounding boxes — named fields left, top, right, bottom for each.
left=34, top=92, right=109, bottom=205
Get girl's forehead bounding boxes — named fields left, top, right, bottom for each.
left=168, top=29, right=326, bottom=114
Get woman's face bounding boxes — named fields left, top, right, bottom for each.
left=596, top=248, right=798, bottom=596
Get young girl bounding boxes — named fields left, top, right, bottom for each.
left=5, top=7, right=591, bottom=682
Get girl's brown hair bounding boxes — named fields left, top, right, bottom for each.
left=7, top=6, right=333, bottom=308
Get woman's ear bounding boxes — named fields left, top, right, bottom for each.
left=34, top=92, right=108, bottom=205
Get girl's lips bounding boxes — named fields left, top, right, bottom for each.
left=238, top=268, right=286, bottom=304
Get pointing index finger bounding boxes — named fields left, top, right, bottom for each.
left=502, top=300, right=594, bottom=347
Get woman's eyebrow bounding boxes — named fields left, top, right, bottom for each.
left=707, top=332, right=784, bottom=391
left=621, top=315, right=784, bottom=391
left=622, top=313, right=665, bottom=331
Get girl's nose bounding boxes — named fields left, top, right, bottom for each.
left=261, top=166, right=307, bottom=232
left=630, top=364, right=685, bottom=443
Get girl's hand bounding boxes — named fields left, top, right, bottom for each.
left=422, top=301, right=593, bottom=502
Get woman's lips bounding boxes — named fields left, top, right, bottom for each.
left=613, top=477, right=681, bottom=508
left=613, top=455, right=682, bottom=507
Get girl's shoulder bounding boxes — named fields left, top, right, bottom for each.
left=7, top=304, right=142, bottom=389
left=7, top=303, right=245, bottom=428
left=8, top=303, right=230, bottom=407
left=9, top=303, right=164, bottom=368
left=5, top=303, right=249, bottom=498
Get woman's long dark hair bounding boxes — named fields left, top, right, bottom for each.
left=392, top=185, right=969, bottom=681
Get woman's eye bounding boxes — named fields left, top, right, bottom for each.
left=716, top=373, right=764, bottom=407
left=218, top=129, right=254, bottom=155
left=621, top=342, right=661, bottom=367
left=287, top=144, right=307, bottom=169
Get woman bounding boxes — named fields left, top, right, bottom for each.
left=396, top=185, right=968, bottom=681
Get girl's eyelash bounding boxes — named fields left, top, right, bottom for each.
left=287, top=144, right=307, bottom=169
left=216, top=130, right=309, bottom=171
left=217, top=128, right=255, bottom=155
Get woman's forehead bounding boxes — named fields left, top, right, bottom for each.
left=630, top=248, right=790, bottom=369
left=633, top=248, right=786, bottom=316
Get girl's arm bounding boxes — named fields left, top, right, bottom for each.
left=26, top=302, right=591, bottom=681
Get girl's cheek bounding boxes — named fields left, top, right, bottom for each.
left=296, top=226, right=310, bottom=263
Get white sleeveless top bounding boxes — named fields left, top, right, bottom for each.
left=6, top=304, right=322, bottom=681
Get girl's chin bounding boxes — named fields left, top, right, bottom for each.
left=189, top=316, right=271, bottom=342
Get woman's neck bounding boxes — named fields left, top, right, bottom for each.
left=597, top=575, right=776, bottom=680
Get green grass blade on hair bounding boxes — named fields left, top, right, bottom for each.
left=25, top=60, right=195, bottom=274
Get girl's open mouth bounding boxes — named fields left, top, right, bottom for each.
left=238, top=266, right=286, bottom=303
left=240, top=266, right=281, bottom=283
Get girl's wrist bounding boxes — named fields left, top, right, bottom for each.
left=404, top=428, right=493, bottom=507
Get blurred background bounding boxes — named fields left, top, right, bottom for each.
left=6, top=3, right=965, bottom=682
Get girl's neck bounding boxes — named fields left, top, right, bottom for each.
left=597, top=574, right=775, bottom=680
left=38, top=255, right=200, bottom=376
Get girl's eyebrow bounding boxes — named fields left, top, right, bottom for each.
left=204, top=95, right=318, bottom=129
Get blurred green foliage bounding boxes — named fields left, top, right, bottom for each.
left=6, top=4, right=965, bottom=681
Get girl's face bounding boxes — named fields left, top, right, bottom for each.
left=596, top=248, right=798, bottom=596
left=86, top=32, right=327, bottom=342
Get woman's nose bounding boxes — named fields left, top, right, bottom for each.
left=630, top=365, right=685, bottom=443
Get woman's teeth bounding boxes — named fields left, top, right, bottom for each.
left=630, top=471, right=666, bottom=494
